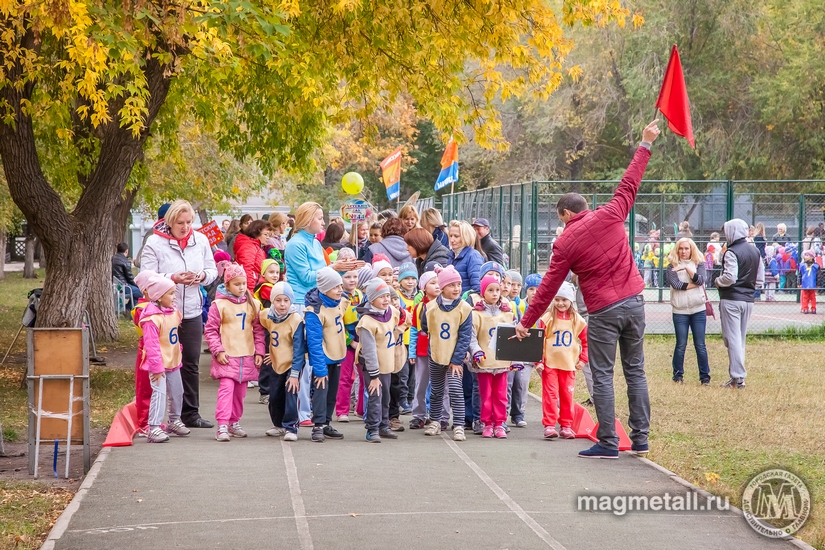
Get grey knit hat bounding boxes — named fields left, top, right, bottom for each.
left=364, top=277, right=392, bottom=303
left=356, top=265, right=374, bottom=290
left=316, top=266, right=343, bottom=294
left=506, top=270, right=523, bottom=285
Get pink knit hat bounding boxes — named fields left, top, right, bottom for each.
left=134, top=270, right=156, bottom=293
left=223, top=263, right=246, bottom=283
left=419, top=271, right=438, bottom=291
left=145, top=275, right=176, bottom=302
left=480, top=275, right=500, bottom=297
left=213, top=250, right=231, bottom=264
left=435, top=265, right=461, bottom=290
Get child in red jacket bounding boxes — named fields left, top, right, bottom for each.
left=536, top=282, right=588, bottom=440
left=138, top=274, right=190, bottom=443
left=131, top=271, right=155, bottom=437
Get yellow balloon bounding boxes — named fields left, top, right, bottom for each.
left=341, top=172, right=364, bottom=195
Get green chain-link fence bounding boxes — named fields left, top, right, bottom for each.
left=441, top=181, right=825, bottom=334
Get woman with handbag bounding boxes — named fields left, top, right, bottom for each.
left=665, top=238, right=711, bottom=385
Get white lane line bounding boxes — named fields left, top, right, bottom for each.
left=441, top=435, right=568, bottom=550
left=282, top=439, right=314, bottom=550
left=42, top=446, right=111, bottom=550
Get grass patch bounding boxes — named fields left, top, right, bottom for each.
left=756, top=322, right=825, bottom=340
left=0, top=365, right=134, bottom=442
left=0, top=481, right=73, bottom=550
left=530, top=338, right=825, bottom=549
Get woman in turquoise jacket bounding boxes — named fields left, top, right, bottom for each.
left=284, top=202, right=360, bottom=423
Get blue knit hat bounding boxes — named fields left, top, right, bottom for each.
left=525, top=273, right=542, bottom=289
left=398, top=262, right=418, bottom=283
left=479, top=261, right=506, bottom=280
left=157, top=203, right=171, bottom=220
left=271, top=281, right=295, bottom=304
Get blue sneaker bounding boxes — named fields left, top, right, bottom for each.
left=578, top=443, right=619, bottom=459
left=631, top=443, right=649, bottom=455
left=366, top=431, right=381, bottom=443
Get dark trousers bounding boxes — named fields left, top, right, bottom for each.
left=365, top=372, right=391, bottom=432
left=672, top=311, right=710, bottom=383
left=588, top=296, right=650, bottom=450
left=389, top=372, right=402, bottom=419
left=462, top=366, right=474, bottom=426
left=178, top=317, right=204, bottom=424
left=311, top=363, right=341, bottom=426
left=258, top=332, right=273, bottom=395
left=267, top=369, right=290, bottom=427
left=284, top=372, right=300, bottom=434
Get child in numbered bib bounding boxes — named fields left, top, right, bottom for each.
left=138, top=273, right=189, bottom=443
left=469, top=276, right=515, bottom=439
left=258, top=282, right=306, bottom=441
left=419, top=265, right=473, bottom=441
left=303, top=267, right=349, bottom=442
left=535, top=282, right=588, bottom=440
left=334, top=255, right=363, bottom=424
left=356, top=278, right=402, bottom=442
left=408, top=271, right=440, bottom=430
left=204, top=263, right=266, bottom=442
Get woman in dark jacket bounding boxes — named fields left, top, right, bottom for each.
left=420, top=207, right=450, bottom=248
left=362, top=218, right=413, bottom=267
left=320, top=221, right=347, bottom=251
left=405, top=228, right=450, bottom=277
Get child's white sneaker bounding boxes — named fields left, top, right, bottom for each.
left=229, top=422, right=247, bottom=438
left=166, top=420, right=191, bottom=437
left=216, top=425, right=230, bottom=442
left=452, top=426, right=466, bottom=442
left=424, top=422, right=442, bottom=436
left=266, top=427, right=286, bottom=437
left=147, top=427, right=169, bottom=443
left=283, top=432, right=298, bottom=441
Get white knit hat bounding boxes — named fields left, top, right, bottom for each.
left=554, top=281, right=576, bottom=304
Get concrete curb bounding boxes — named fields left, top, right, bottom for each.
left=527, top=391, right=814, bottom=550
left=41, top=446, right=111, bottom=550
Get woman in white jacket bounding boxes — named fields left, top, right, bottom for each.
left=140, top=200, right=218, bottom=428
left=665, top=238, right=710, bottom=385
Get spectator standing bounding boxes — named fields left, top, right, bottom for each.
left=772, top=223, right=790, bottom=245
left=112, top=242, right=142, bottom=309
left=399, top=205, right=420, bottom=232
left=140, top=199, right=218, bottom=428
left=362, top=218, right=413, bottom=267
left=420, top=208, right=450, bottom=248
left=472, top=218, right=505, bottom=265
left=234, top=220, right=272, bottom=291
left=448, top=220, right=484, bottom=293
left=675, top=221, right=692, bottom=239
left=665, top=238, right=710, bottom=385
left=715, top=219, right=764, bottom=389
left=404, top=227, right=450, bottom=276
left=753, top=222, right=767, bottom=257
left=515, top=119, right=661, bottom=459
left=268, top=213, right=288, bottom=252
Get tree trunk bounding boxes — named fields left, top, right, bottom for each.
left=0, top=228, right=6, bottom=280
left=0, top=27, right=173, bottom=341
left=37, top=238, right=46, bottom=269
left=23, top=229, right=36, bottom=278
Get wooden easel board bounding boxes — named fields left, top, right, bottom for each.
left=29, top=329, right=86, bottom=441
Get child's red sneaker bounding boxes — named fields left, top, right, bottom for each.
left=559, top=427, right=575, bottom=439
left=544, top=426, right=559, bottom=439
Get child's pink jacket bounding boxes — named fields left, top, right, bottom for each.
left=204, top=286, right=266, bottom=382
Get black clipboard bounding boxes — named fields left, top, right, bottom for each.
left=494, top=326, right=545, bottom=363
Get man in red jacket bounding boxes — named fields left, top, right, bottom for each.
left=515, top=119, right=660, bottom=460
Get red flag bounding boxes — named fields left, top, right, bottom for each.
left=656, top=45, right=695, bottom=148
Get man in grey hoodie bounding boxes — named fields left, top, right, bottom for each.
left=715, top=219, right=764, bottom=389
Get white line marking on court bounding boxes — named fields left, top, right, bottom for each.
left=67, top=510, right=519, bottom=534
left=441, top=435, right=568, bottom=550
left=282, top=439, right=314, bottom=550
left=42, top=446, right=111, bottom=549
left=750, top=312, right=818, bottom=326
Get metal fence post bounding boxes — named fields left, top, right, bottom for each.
left=798, top=193, right=805, bottom=304
left=531, top=181, right=538, bottom=273
left=658, top=193, right=665, bottom=303
left=498, top=186, right=504, bottom=244
left=508, top=187, right=514, bottom=265
left=726, top=180, right=734, bottom=221
left=629, top=204, right=636, bottom=248
left=520, top=183, right=526, bottom=271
